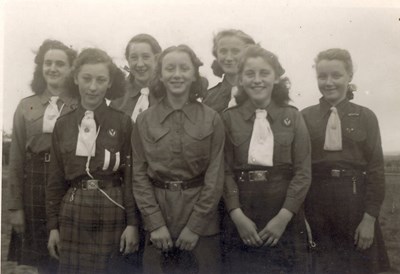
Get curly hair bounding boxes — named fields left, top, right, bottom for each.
left=72, top=48, right=126, bottom=100
left=150, top=45, right=205, bottom=102
left=314, top=48, right=357, bottom=100
left=235, top=45, right=291, bottom=106
left=124, top=33, right=162, bottom=60
left=211, top=29, right=256, bottom=77
left=31, top=39, right=77, bottom=95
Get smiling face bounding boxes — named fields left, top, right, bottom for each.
left=316, top=59, right=352, bottom=105
left=216, top=35, right=247, bottom=76
left=74, top=63, right=112, bottom=110
left=240, top=56, right=279, bottom=106
left=42, top=49, right=72, bottom=90
left=127, top=42, right=156, bottom=86
left=160, top=51, right=196, bottom=98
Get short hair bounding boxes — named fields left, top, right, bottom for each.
left=314, top=48, right=356, bottom=100
left=72, top=48, right=126, bottom=100
left=211, top=29, right=256, bottom=77
left=150, top=45, right=205, bottom=102
left=124, top=33, right=162, bottom=60
left=31, top=39, right=77, bottom=95
left=236, top=45, right=291, bottom=106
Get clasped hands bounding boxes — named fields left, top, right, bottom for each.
left=150, top=225, right=199, bottom=251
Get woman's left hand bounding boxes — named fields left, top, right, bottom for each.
left=354, top=213, right=375, bottom=250
left=176, top=226, right=199, bottom=251
left=259, top=208, right=293, bottom=247
left=120, top=225, right=139, bottom=254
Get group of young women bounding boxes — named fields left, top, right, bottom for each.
left=8, top=29, right=390, bottom=274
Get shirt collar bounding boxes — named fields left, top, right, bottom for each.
left=157, top=97, right=197, bottom=124
left=76, top=100, right=108, bottom=126
left=240, top=99, right=281, bottom=122
left=319, top=97, right=350, bottom=118
left=39, top=90, right=52, bottom=105
left=221, top=75, right=234, bottom=95
left=39, top=89, right=77, bottom=107
left=127, top=75, right=142, bottom=98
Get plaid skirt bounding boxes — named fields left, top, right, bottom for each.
left=57, top=185, right=126, bottom=274
left=8, top=154, right=56, bottom=271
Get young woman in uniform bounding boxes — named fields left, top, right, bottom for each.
left=302, top=48, right=390, bottom=274
left=46, top=48, right=139, bottom=273
left=222, top=45, right=311, bottom=273
left=8, top=39, right=78, bottom=273
left=131, top=45, right=225, bottom=274
left=203, top=29, right=255, bottom=113
left=110, top=34, right=161, bottom=122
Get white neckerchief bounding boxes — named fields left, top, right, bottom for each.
left=42, top=96, right=64, bottom=133
left=227, top=86, right=238, bottom=108
left=248, top=109, right=274, bottom=166
left=324, top=106, right=342, bottom=151
left=131, top=87, right=150, bottom=122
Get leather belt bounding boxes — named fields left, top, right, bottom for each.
left=26, top=152, right=51, bottom=163
left=70, top=179, right=122, bottom=190
left=150, top=176, right=204, bottom=191
left=235, top=167, right=292, bottom=183
left=313, top=168, right=366, bottom=178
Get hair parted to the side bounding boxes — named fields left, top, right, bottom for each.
left=150, top=44, right=205, bottom=102
left=125, top=33, right=162, bottom=60
left=211, top=29, right=256, bottom=77
left=314, top=48, right=357, bottom=100
left=235, top=45, right=291, bottom=106
left=72, top=48, right=126, bottom=100
left=31, top=39, right=78, bottom=95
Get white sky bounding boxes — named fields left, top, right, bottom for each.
left=1, top=0, right=400, bottom=153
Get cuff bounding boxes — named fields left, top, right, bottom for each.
left=282, top=197, right=302, bottom=214
left=8, top=199, right=23, bottom=211
left=186, top=211, right=208, bottom=235
left=47, top=218, right=59, bottom=231
left=223, top=193, right=241, bottom=213
left=365, top=205, right=380, bottom=218
left=126, top=211, right=139, bottom=226
left=143, top=210, right=166, bottom=232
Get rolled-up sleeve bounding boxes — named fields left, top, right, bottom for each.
left=283, top=112, right=311, bottom=214
left=186, top=113, right=225, bottom=235
left=131, top=116, right=166, bottom=232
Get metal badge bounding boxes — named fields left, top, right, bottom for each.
left=283, top=117, right=292, bottom=127
left=108, top=129, right=116, bottom=137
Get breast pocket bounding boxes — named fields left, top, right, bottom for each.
left=142, top=126, right=171, bottom=162
left=273, top=132, right=294, bottom=164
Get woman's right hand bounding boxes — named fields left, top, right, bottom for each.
left=150, top=225, right=173, bottom=251
left=230, top=208, right=263, bottom=247
left=48, top=229, right=61, bottom=260
left=10, top=209, right=25, bottom=234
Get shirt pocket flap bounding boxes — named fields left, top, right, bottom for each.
left=343, top=128, right=366, bottom=142
left=230, top=131, right=251, bottom=146
left=145, top=127, right=170, bottom=143
left=184, top=123, right=214, bottom=141
left=274, top=132, right=294, bottom=146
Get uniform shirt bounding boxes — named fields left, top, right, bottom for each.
left=302, top=98, right=385, bottom=217
left=132, top=98, right=225, bottom=238
left=222, top=99, right=311, bottom=214
left=203, top=76, right=232, bottom=113
left=8, top=90, right=78, bottom=210
left=46, top=101, right=137, bottom=230
left=110, top=75, right=157, bottom=117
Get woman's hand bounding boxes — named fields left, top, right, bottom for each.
left=48, top=229, right=61, bottom=260
left=230, top=208, right=263, bottom=247
left=150, top=225, right=173, bottom=251
left=120, top=225, right=139, bottom=254
left=10, top=209, right=25, bottom=234
left=176, top=226, right=199, bottom=251
left=259, top=208, right=293, bottom=247
left=354, top=213, right=375, bottom=250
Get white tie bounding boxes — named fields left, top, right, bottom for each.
left=248, top=109, right=274, bottom=166
left=131, top=87, right=150, bottom=122
left=324, top=107, right=342, bottom=151
left=227, top=86, right=238, bottom=108
left=42, top=96, right=62, bottom=133
left=76, top=111, right=97, bottom=157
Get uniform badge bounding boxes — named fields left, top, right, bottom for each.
left=108, top=129, right=116, bottom=137
left=283, top=117, right=291, bottom=127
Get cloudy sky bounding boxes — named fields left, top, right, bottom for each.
left=1, top=0, right=399, bottom=153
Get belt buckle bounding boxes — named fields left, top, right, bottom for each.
left=84, top=179, right=99, bottom=190
left=331, top=169, right=341, bottom=178
left=44, top=153, right=51, bottom=163
left=249, top=170, right=268, bottom=182
left=168, top=181, right=182, bottom=191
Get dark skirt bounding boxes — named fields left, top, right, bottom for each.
left=222, top=172, right=309, bottom=274
left=305, top=173, right=391, bottom=274
left=57, top=186, right=126, bottom=274
left=8, top=154, right=57, bottom=273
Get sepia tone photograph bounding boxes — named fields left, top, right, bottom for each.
left=1, top=0, right=399, bottom=273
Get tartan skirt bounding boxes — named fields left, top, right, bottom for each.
left=58, top=185, right=126, bottom=274
left=8, top=153, right=55, bottom=270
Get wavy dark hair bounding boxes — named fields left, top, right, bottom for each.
left=211, top=29, right=256, bottom=77
left=124, top=33, right=162, bottom=60
left=150, top=44, right=205, bottom=102
left=31, top=39, right=77, bottom=95
left=72, top=48, right=126, bottom=100
left=314, top=48, right=357, bottom=100
left=235, top=45, right=291, bottom=106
